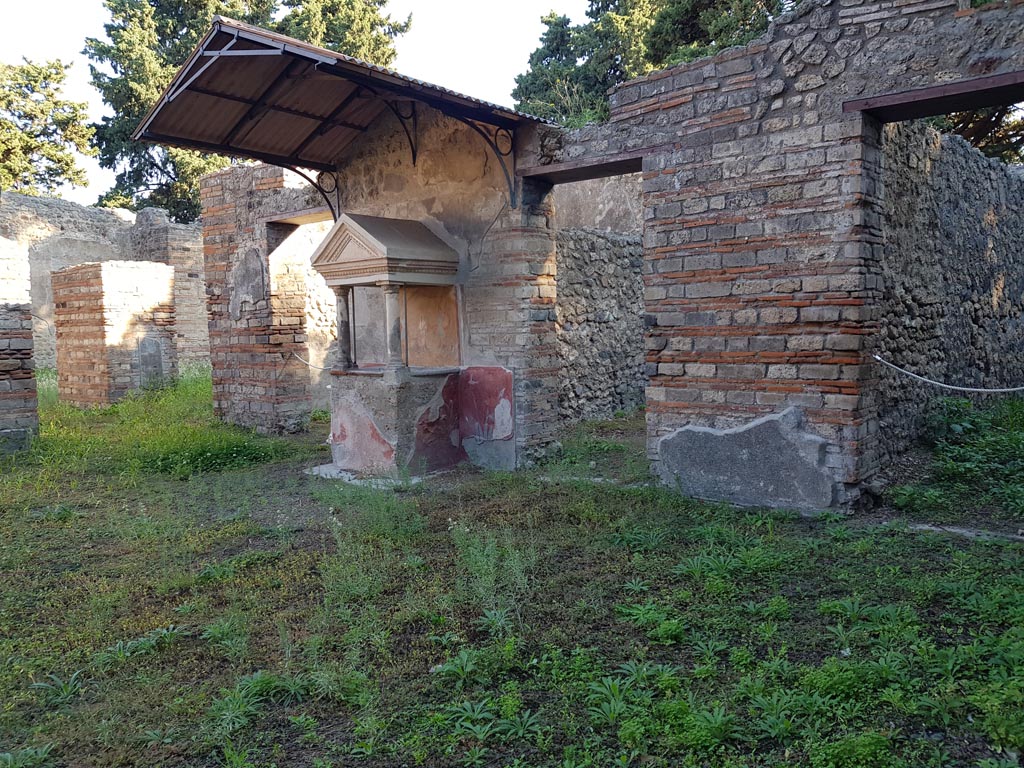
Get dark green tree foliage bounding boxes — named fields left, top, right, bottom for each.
left=513, top=0, right=660, bottom=125
left=277, top=0, right=410, bottom=66
left=644, top=0, right=713, bottom=64
left=513, top=0, right=776, bottom=126
left=84, top=0, right=410, bottom=222
left=0, top=60, right=95, bottom=196
left=650, top=0, right=781, bottom=65
left=934, top=106, right=1024, bottom=165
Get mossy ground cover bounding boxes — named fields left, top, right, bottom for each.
left=2, top=379, right=1022, bottom=768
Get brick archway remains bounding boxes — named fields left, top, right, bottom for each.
left=518, top=0, right=1024, bottom=510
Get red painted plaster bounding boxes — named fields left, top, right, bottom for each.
left=410, top=373, right=468, bottom=472
left=458, top=366, right=514, bottom=442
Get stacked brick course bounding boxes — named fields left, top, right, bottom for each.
left=200, top=165, right=323, bottom=434
left=529, top=0, right=1024, bottom=506
left=52, top=262, right=176, bottom=407
left=0, top=235, right=36, bottom=452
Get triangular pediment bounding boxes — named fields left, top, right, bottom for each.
left=311, top=226, right=379, bottom=268
left=310, top=213, right=460, bottom=287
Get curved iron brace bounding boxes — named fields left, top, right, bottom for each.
left=383, top=100, right=418, bottom=166
left=454, top=118, right=518, bottom=209
left=287, top=166, right=342, bottom=221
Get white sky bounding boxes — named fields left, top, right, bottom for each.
left=0, top=0, right=589, bottom=205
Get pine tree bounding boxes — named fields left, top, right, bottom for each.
left=513, top=1, right=661, bottom=126
left=277, top=0, right=410, bottom=67
left=0, top=59, right=95, bottom=196
left=84, top=0, right=410, bottom=222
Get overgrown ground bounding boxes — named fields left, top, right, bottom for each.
left=2, top=375, right=1022, bottom=768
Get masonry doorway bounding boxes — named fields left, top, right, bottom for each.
left=550, top=175, right=648, bottom=425
left=847, top=76, right=1024, bottom=472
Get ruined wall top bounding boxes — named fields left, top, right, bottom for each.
left=0, top=191, right=135, bottom=249
left=527, top=0, right=1024, bottom=168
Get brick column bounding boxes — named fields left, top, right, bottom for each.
left=468, top=178, right=559, bottom=464
left=200, top=165, right=322, bottom=434
left=52, top=262, right=177, bottom=407
left=0, top=235, right=37, bottom=452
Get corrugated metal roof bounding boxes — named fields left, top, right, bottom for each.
left=133, top=16, right=547, bottom=173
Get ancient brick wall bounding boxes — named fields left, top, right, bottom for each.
left=200, top=165, right=325, bottom=433
left=0, top=234, right=36, bottom=452
left=334, top=107, right=560, bottom=465
left=52, top=262, right=176, bottom=407
left=125, top=209, right=209, bottom=367
left=0, top=193, right=207, bottom=369
left=876, top=121, right=1024, bottom=460
left=527, top=0, right=1024, bottom=508
left=556, top=228, right=645, bottom=421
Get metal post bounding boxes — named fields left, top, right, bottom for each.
left=333, top=285, right=352, bottom=369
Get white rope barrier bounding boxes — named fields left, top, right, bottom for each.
left=872, top=354, right=1024, bottom=394
left=291, top=351, right=333, bottom=371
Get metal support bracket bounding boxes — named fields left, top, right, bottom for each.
left=455, top=118, right=517, bottom=208
left=384, top=100, right=418, bottom=166
left=288, top=167, right=342, bottom=221
left=167, top=34, right=239, bottom=103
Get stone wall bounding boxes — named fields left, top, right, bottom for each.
left=0, top=234, right=36, bottom=452
left=876, top=121, right=1024, bottom=460
left=526, top=0, right=1024, bottom=509
left=201, top=165, right=327, bottom=433
left=556, top=228, right=645, bottom=421
left=52, top=262, right=177, bottom=407
left=553, top=174, right=643, bottom=234
left=202, top=109, right=562, bottom=467
left=125, top=209, right=210, bottom=366
left=0, top=192, right=207, bottom=368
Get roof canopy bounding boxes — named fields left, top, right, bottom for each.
left=133, top=16, right=544, bottom=173
left=310, top=213, right=459, bottom=286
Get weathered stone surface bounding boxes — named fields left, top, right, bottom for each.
left=658, top=408, right=834, bottom=511
left=0, top=193, right=207, bottom=368
left=556, top=229, right=644, bottom=421
left=875, top=122, right=1024, bottom=466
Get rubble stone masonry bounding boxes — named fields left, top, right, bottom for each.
left=556, top=228, right=645, bottom=421
left=876, top=121, right=1024, bottom=463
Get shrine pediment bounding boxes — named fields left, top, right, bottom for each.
left=311, top=214, right=459, bottom=286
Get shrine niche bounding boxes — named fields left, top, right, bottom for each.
left=310, top=214, right=461, bottom=373
left=311, top=213, right=512, bottom=477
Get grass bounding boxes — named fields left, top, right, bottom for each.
left=1, top=381, right=1023, bottom=767
left=888, top=397, right=1024, bottom=525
